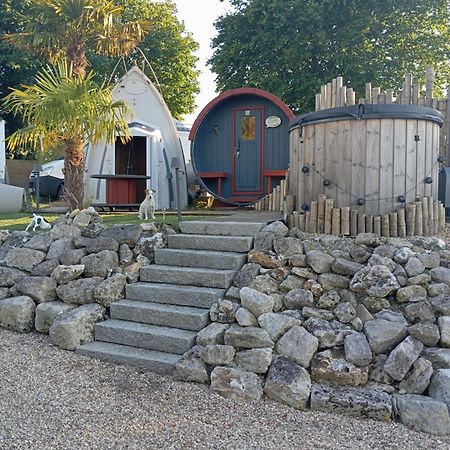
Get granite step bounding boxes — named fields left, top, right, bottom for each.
left=126, top=283, right=224, bottom=309
left=110, top=300, right=210, bottom=331
left=76, top=341, right=181, bottom=375
left=154, top=248, right=247, bottom=270
left=94, top=319, right=197, bottom=354
left=167, top=234, right=253, bottom=253
left=179, top=220, right=266, bottom=237
left=140, top=265, right=236, bottom=289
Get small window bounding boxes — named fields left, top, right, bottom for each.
left=241, top=115, right=256, bottom=140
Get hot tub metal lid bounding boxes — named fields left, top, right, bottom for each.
left=289, top=104, right=444, bottom=131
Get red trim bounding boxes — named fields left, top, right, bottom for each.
left=189, top=87, right=295, bottom=141
left=198, top=172, right=228, bottom=178
left=231, top=106, right=264, bottom=195
left=263, top=170, right=288, bottom=177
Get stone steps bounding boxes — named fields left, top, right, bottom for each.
left=77, top=218, right=272, bottom=375
left=94, top=319, right=197, bottom=354
left=125, top=283, right=225, bottom=309
left=167, top=234, right=253, bottom=253
left=76, top=341, right=181, bottom=375
left=179, top=220, right=266, bottom=237
left=155, top=248, right=247, bottom=270
left=111, top=299, right=210, bottom=331
left=140, top=265, right=236, bottom=289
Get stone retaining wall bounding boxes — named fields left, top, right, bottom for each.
left=0, top=208, right=173, bottom=350
left=174, top=221, right=450, bottom=436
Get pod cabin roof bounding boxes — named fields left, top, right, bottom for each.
left=189, top=87, right=294, bottom=205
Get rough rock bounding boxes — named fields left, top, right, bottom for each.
left=202, top=344, right=235, bottom=366
left=102, top=224, right=142, bottom=247
left=173, top=350, right=209, bottom=384
left=196, top=323, right=229, bottom=346
left=317, top=273, right=349, bottom=291
left=15, top=276, right=57, bottom=303
left=5, top=247, right=46, bottom=272
left=428, top=369, right=450, bottom=407
left=316, top=290, right=340, bottom=309
left=350, top=265, right=399, bottom=298
left=257, top=312, right=299, bottom=341
left=369, top=355, right=393, bottom=385
left=430, top=266, right=450, bottom=286
left=31, top=259, right=60, bottom=276
left=253, top=232, right=275, bottom=253
left=311, top=348, right=369, bottom=386
left=408, top=323, right=440, bottom=347
left=239, top=286, right=274, bottom=318
left=248, top=251, right=285, bottom=269
left=273, top=237, right=303, bottom=258
left=302, top=307, right=334, bottom=321
left=422, top=348, right=450, bottom=370
left=364, top=319, right=408, bottom=354
left=210, top=299, right=238, bottom=323
left=210, top=367, right=263, bottom=402
left=331, top=258, right=364, bottom=276
left=56, top=277, right=104, bottom=305
left=311, top=384, right=392, bottom=421
left=394, top=394, right=450, bottom=435
left=404, top=257, right=425, bottom=277
left=235, top=307, right=258, bottom=327
left=344, top=332, right=372, bottom=367
left=119, top=244, right=134, bottom=265
left=58, top=248, right=87, bottom=266
left=224, top=325, right=274, bottom=349
left=264, top=356, right=311, bottom=409
left=46, top=237, right=74, bottom=260
left=354, top=233, right=381, bottom=247
left=23, top=233, right=53, bottom=252
left=438, top=316, right=450, bottom=347
left=93, top=274, right=127, bottom=307
left=50, top=224, right=81, bottom=241
left=428, top=283, right=450, bottom=297
left=306, top=251, right=334, bottom=274
left=383, top=336, right=424, bottom=381
left=283, top=289, right=314, bottom=310
left=81, top=250, right=118, bottom=278
left=417, top=252, right=440, bottom=269
left=0, top=296, right=36, bottom=332
left=396, top=285, right=427, bottom=303
left=303, top=318, right=354, bottom=349
left=261, top=221, right=288, bottom=237
left=404, top=301, right=435, bottom=324
left=249, top=275, right=278, bottom=294
left=85, top=236, right=119, bottom=254
left=399, top=358, right=434, bottom=394
left=234, top=348, right=272, bottom=373
left=51, top=264, right=85, bottom=284
left=334, top=302, right=356, bottom=323
left=276, top=325, right=318, bottom=368
left=35, top=301, right=77, bottom=333
left=430, top=296, right=450, bottom=316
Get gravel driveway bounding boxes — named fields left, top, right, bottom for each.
left=0, top=328, right=448, bottom=450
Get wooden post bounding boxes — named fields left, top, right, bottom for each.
left=434, top=200, right=440, bottom=235
left=332, top=78, right=337, bottom=108
left=357, top=213, right=366, bottom=234
left=426, top=67, right=434, bottom=103
left=305, top=212, right=311, bottom=233
left=288, top=214, right=294, bottom=228
left=347, top=88, right=355, bottom=106
left=405, top=204, right=416, bottom=236
left=309, top=201, right=318, bottom=233
left=439, top=202, right=446, bottom=232
left=341, top=207, right=350, bottom=235
left=350, top=210, right=358, bottom=236
left=421, top=197, right=429, bottom=235
left=315, top=93, right=321, bottom=111
left=273, top=187, right=278, bottom=211
left=415, top=201, right=423, bottom=236
left=397, top=208, right=406, bottom=237
left=428, top=196, right=434, bottom=235
left=284, top=195, right=295, bottom=217
left=331, top=208, right=341, bottom=235
left=389, top=212, right=398, bottom=237
left=320, top=85, right=327, bottom=110
left=372, top=87, right=380, bottom=104
left=317, top=194, right=327, bottom=233
left=280, top=179, right=286, bottom=201
left=412, top=84, right=419, bottom=105
left=276, top=185, right=282, bottom=211
left=385, top=89, right=394, bottom=104
left=324, top=199, right=334, bottom=234
left=365, top=215, right=373, bottom=233
left=404, top=74, right=412, bottom=105
left=381, top=214, right=390, bottom=237
left=365, top=82, right=372, bottom=104
left=373, top=216, right=381, bottom=236
left=339, top=86, right=347, bottom=107
left=298, top=213, right=305, bottom=231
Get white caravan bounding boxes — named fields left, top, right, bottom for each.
left=84, top=66, right=188, bottom=210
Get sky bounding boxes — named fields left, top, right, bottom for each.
left=172, top=0, right=232, bottom=124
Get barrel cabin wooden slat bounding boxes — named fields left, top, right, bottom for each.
left=289, top=104, right=444, bottom=216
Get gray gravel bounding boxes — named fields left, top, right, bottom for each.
left=0, top=329, right=448, bottom=450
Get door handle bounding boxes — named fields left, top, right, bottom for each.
left=236, top=138, right=240, bottom=159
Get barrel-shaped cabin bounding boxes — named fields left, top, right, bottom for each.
left=289, top=104, right=444, bottom=216
left=189, top=88, right=294, bottom=205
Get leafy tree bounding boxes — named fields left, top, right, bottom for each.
left=210, top=0, right=450, bottom=113
left=3, top=63, right=131, bottom=210
left=89, top=0, right=200, bottom=120
left=4, top=0, right=147, bottom=210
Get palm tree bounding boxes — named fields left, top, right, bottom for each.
left=3, top=62, right=131, bottom=210
left=3, top=0, right=148, bottom=210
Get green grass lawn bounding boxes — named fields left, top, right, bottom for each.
left=0, top=211, right=211, bottom=232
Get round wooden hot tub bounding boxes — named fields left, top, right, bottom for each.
left=289, top=104, right=444, bottom=216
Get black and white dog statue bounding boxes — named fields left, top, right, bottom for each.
left=25, top=213, right=52, bottom=232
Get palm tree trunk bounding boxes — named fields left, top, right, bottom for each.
left=64, top=138, right=85, bottom=211
left=67, top=40, right=87, bottom=78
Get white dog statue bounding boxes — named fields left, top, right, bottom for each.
left=138, top=189, right=156, bottom=220
left=25, top=213, right=52, bottom=232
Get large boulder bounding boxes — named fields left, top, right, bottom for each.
left=257, top=312, right=299, bottom=341
left=438, top=316, right=450, bottom=347
left=344, top=332, right=372, bottom=367
left=398, top=358, right=434, bottom=395
left=35, top=301, right=77, bottom=333
left=264, top=356, right=311, bottom=409
left=201, top=344, right=235, bottom=366
left=85, top=236, right=119, bottom=254
left=173, top=348, right=209, bottom=384
left=306, top=251, right=334, bottom=274
left=5, top=247, right=46, bottom=272
left=15, top=276, right=57, bottom=303
left=93, top=274, right=127, bottom=307
left=311, top=384, right=392, bottom=421
left=196, top=323, right=229, bottom=346
left=46, top=237, right=74, bottom=260
left=56, top=277, right=104, bottom=305
left=350, top=265, right=399, bottom=298
left=234, top=348, right=272, bottom=373
left=394, top=394, right=450, bottom=436
left=0, top=267, right=28, bottom=287
left=224, top=325, right=274, bottom=349
left=428, top=369, right=450, bottom=408
left=210, top=367, right=263, bottom=402
left=363, top=319, right=408, bottom=354
left=383, top=336, right=423, bottom=381
left=303, top=318, right=354, bottom=349
left=276, top=325, right=318, bottom=368
left=102, top=224, right=142, bottom=247
left=239, top=287, right=274, bottom=318
left=49, top=303, right=105, bottom=350
left=51, top=265, right=85, bottom=284
left=81, top=250, right=118, bottom=278
left=0, top=296, right=36, bottom=332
